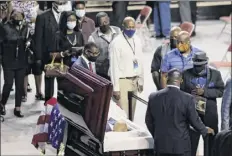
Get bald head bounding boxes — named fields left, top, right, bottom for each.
left=122, top=16, right=135, bottom=28
left=170, top=26, right=181, bottom=38
left=177, top=31, right=190, bottom=43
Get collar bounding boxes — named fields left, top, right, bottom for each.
left=78, top=16, right=87, bottom=23
left=52, top=8, right=61, bottom=17
left=175, top=46, right=194, bottom=58
left=167, top=85, right=180, bottom=89
left=82, top=54, right=89, bottom=65
left=97, top=26, right=116, bottom=37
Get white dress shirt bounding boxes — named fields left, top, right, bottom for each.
left=109, top=33, right=144, bottom=92
left=82, top=55, right=96, bottom=73
left=52, top=8, right=61, bottom=23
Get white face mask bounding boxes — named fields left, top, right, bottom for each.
left=53, top=3, right=64, bottom=13
left=67, top=21, right=76, bottom=30
left=75, top=9, right=85, bottom=18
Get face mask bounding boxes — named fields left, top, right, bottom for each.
left=100, top=24, right=110, bottom=33
left=53, top=3, right=63, bottom=13
left=75, top=10, right=85, bottom=18
left=194, top=65, right=206, bottom=74
left=67, top=21, right=76, bottom=30
left=13, top=19, right=23, bottom=26
left=170, top=38, right=178, bottom=49
left=177, top=42, right=190, bottom=53
left=88, top=56, right=98, bottom=62
left=124, top=29, right=136, bottom=38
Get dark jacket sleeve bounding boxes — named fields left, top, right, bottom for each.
left=187, top=95, right=208, bottom=136
left=204, top=70, right=224, bottom=99
left=145, top=94, right=154, bottom=137
left=151, top=46, right=162, bottom=73
left=0, top=23, right=5, bottom=63
left=34, top=14, right=44, bottom=61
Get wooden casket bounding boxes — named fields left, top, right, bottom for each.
left=58, top=65, right=154, bottom=156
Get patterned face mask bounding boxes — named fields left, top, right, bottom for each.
left=177, top=42, right=190, bottom=53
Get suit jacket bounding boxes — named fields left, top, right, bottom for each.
left=35, top=9, right=63, bottom=65
left=181, top=67, right=224, bottom=132
left=145, top=87, right=207, bottom=154
left=73, top=56, right=96, bottom=73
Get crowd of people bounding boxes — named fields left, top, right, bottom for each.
left=0, top=1, right=231, bottom=156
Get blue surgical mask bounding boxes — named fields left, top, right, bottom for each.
left=124, top=29, right=136, bottom=38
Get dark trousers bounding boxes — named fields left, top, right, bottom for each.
left=157, top=152, right=191, bottom=156
left=1, top=68, right=25, bottom=107
left=44, top=77, right=55, bottom=101
left=190, top=1, right=197, bottom=32
left=112, top=2, right=129, bottom=29
left=190, top=129, right=214, bottom=156
left=190, top=113, right=217, bottom=156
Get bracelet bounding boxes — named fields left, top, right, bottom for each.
left=60, top=52, right=64, bottom=58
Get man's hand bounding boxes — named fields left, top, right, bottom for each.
left=138, top=85, right=143, bottom=93
left=196, top=87, right=204, bottom=96
left=63, top=50, right=71, bottom=57
left=206, top=127, right=215, bottom=135
left=113, top=91, right=120, bottom=101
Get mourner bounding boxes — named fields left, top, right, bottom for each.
left=73, top=1, right=95, bottom=44
left=161, top=31, right=200, bottom=88
left=35, top=1, right=67, bottom=101
left=180, top=52, right=224, bottom=156
left=23, top=16, right=44, bottom=102
left=151, top=26, right=181, bottom=90
left=145, top=68, right=214, bottom=156
left=88, top=12, right=121, bottom=80
left=59, top=11, right=84, bottom=67
left=0, top=10, right=28, bottom=117
left=73, top=42, right=100, bottom=73
left=109, top=16, right=144, bottom=120
left=221, top=78, right=232, bottom=131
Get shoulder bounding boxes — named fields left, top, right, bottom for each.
left=209, top=67, right=221, bottom=75
left=109, top=34, right=123, bottom=46
left=180, top=90, right=193, bottom=100
left=164, top=48, right=178, bottom=58
left=111, top=26, right=121, bottom=33
left=85, top=16, right=95, bottom=24
left=38, top=9, right=51, bottom=18
left=191, top=46, right=202, bottom=53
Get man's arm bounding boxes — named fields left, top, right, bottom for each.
left=109, top=42, right=120, bottom=92
left=187, top=96, right=208, bottom=136
left=221, top=79, right=232, bottom=130
left=160, top=54, right=170, bottom=89
left=151, top=46, right=162, bottom=90
left=145, top=95, right=154, bottom=137
left=34, top=14, right=44, bottom=61
left=203, top=70, right=224, bottom=99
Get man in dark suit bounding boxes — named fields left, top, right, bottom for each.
left=72, top=42, right=99, bottom=73
left=145, top=68, right=214, bottom=156
left=180, top=52, right=224, bottom=156
left=35, top=1, right=67, bottom=101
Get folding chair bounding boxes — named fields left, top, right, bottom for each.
left=135, top=6, right=153, bottom=52
left=180, top=22, right=195, bottom=36
left=209, top=44, right=232, bottom=81
left=217, top=13, right=232, bottom=39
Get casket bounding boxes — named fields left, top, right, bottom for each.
left=58, top=65, right=154, bottom=156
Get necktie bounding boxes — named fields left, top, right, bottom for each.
left=89, top=62, right=93, bottom=72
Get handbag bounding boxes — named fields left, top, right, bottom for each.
left=44, top=53, right=69, bottom=77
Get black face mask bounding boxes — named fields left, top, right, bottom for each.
left=88, top=56, right=98, bottom=62
left=100, top=24, right=110, bottom=33
left=194, top=65, right=206, bottom=74
left=13, top=19, right=22, bottom=26
left=170, top=38, right=178, bottom=49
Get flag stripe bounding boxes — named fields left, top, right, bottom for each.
left=32, top=133, right=48, bottom=145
